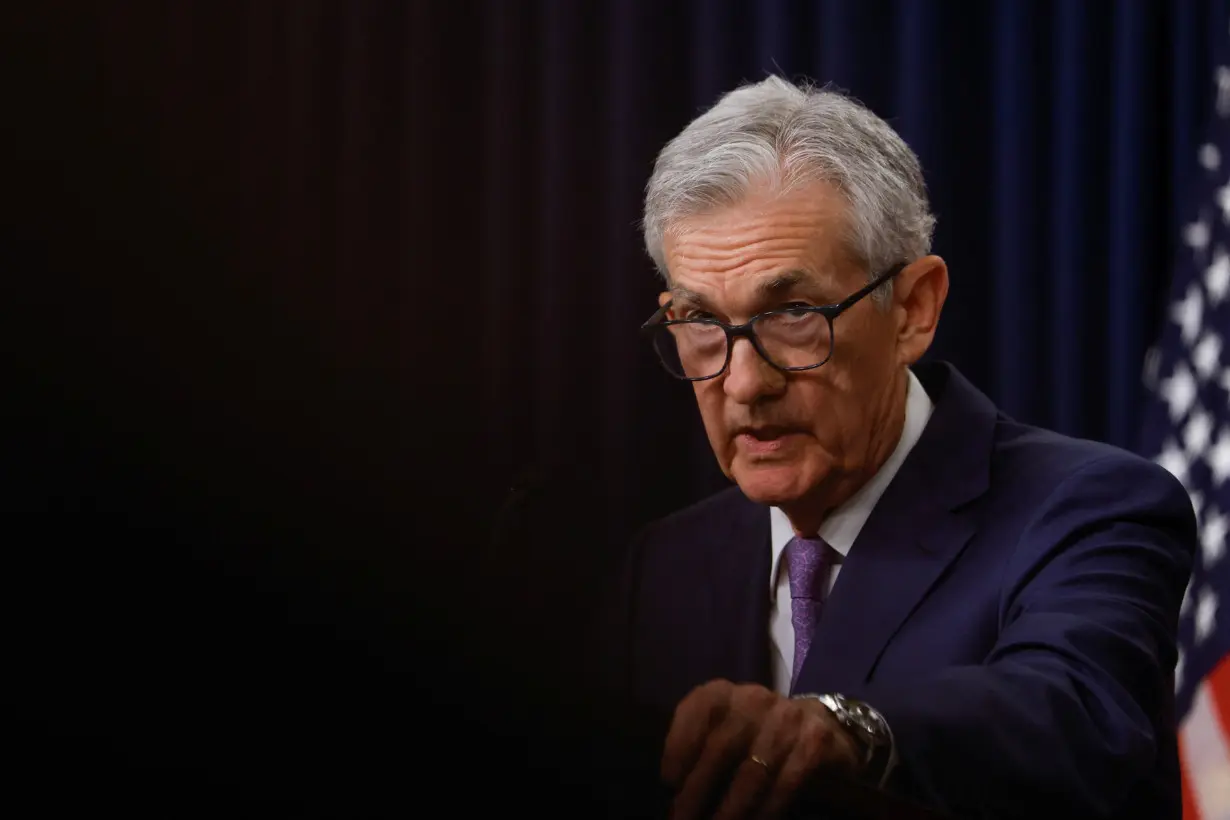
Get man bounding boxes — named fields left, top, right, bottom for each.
left=599, top=76, right=1196, bottom=819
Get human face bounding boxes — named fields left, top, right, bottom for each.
left=660, top=181, right=910, bottom=519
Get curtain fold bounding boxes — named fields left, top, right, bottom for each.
left=1047, top=0, right=1089, bottom=437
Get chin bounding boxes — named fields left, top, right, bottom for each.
left=730, top=458, right=814, bottom=506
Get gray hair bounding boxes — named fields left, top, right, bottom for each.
left=642, top=76, right=935, bottom=295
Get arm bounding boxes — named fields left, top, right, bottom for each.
left=581, top=529, right=679, bottom=816
left=858, top=455, right=1195, bottom=818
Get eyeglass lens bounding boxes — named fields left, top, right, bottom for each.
left=651, top=310, right=834, bottom=379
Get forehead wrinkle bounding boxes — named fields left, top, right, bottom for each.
left=678, top=232, right=823, bottom=267
left=669, top=268, right=817, bottom=311
left=669, top=224, right=843, bottom=283
left=679, top=208, right=841, bottom=242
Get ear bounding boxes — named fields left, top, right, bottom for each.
left=658, top=291, right=672, bottom=309
left=892, top=255, right=949, bottom=366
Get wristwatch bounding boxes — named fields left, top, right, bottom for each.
left=795, top=692, right=896, bottom=788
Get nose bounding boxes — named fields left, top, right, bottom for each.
left=722, top=336, right=786, bottom=404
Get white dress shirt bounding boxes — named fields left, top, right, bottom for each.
left=768, top=369, right=935, bottom=694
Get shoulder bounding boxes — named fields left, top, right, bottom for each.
left=990, top=416, right=1192, bottom=516
left=623, top=485, right=766, bottom=574
left=984, top=419, right=1197, bottom=589
left=627, top=486, right=766, bottom=575
left=638, top=485, right=760, bottom=543
left=917, top=361, right=1189, bottom=513
left=914, top=362, right=1191, bottom=542
left=615, top=486, right=768, bottom=611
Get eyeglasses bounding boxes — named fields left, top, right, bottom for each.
left=640, top=263, right=905, bottom=381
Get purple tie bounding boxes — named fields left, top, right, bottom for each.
left=787, top=536, right=838, bottom=692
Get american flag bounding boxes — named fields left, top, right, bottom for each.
left=1139, top=22, right=1230, bottom=820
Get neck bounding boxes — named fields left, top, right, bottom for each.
left=782, top=368, right=910, bottom=536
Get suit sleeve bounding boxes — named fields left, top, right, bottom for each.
left=856, top=455, right=1196, bottom=819
left=577, top=527, right=682, bottom=818
left=585, top=524, right=644, bottom=701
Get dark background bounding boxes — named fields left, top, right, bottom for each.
left=1, top=0, right=1223, bottom=815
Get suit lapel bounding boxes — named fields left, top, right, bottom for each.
left=705, top=493, right=773, bottom=687
left=796, top=498, right=978, bottom=694
left=794, top=363, right=996, bottom=694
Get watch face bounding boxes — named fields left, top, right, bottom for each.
left=850, top=705, right=877, bottom=732
left=814, top=694, right=883, bottom=742
left=837, top=699, right=882, bottom=739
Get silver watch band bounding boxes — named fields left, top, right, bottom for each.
left=793, top=693, right=897, bottom=789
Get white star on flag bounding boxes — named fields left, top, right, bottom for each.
left=1187, top=408, right=1215, bottom=455
left=1218, top=66, right=1230, bottom=117
left=1173, top=285, right=1205, bottom=346
left=1157, top=438, right=1191, bottom=487
left=1210, top=428, right=1230, bottom=486
left=1186, top=215, right=1212, bottom=252
left=1203, top=143, right=1222, bottom=171
left=1207, top=246, right=1230, bottom=303
left=1203, top=509, right=1228, bottom=567
left=1217, top=183, right=1230, bottom=225
left=1161, top=361, right=1199, bottom=422
left=1193, top=332, right=1224, bottom=380
left=1197, top=588, right=1219, bottom=643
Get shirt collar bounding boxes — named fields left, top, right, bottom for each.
left=768, top=368, right=935, bottom=599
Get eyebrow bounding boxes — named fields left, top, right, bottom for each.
left=668, top=285, right=707, bottom=306
left=756, top=270, right=810, bottom=296
left=669, top=270, right=816, bottom=306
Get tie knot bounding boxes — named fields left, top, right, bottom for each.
left=786, top=536, right=837, bottom=600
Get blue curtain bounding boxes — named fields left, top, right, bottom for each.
left=10, top=0, right=1222, bottom=539
left=477, top=0, right=1229, bottom=530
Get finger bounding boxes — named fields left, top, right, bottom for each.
left=711, top=704, right=802, bottom=820
left=661, top=680, right=732, bottom=787
left=755, top=712, right=842, bottom=820
left=708, top=756, right=773, bottom=820
left=671, top=714, right=756, bottom=820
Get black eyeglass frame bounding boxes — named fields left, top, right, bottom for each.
left=640, top=262, right=907, bottom=382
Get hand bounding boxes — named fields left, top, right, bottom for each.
left=661, top=679, right=862, bottom=820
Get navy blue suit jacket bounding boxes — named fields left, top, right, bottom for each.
left=601, top=362, right=1196, bottom=818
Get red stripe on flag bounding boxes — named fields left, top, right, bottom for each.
left=1182, top=659, right=1230, bottom=818
left=1206, top=658, right=1230, bottom=739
